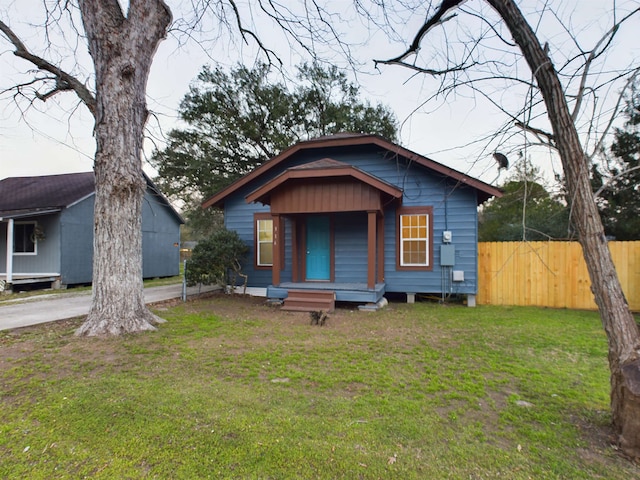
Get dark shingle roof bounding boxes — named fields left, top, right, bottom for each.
left=0, top=172, right=95, bottom=217
left=0, top=172, right=184, bottom=224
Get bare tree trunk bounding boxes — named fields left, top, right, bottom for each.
left=487, top=0, right=640, bottom=459
left=75, top=0, right=172, bottom=336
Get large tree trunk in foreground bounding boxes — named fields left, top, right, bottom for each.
left=75, top=0, right=172, bottom=336
left=488, top=0, right=640, bottom=459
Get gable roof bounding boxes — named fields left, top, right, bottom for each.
left=0, top=172, right=184, bottom=223
left=246, top=158, right=403, bottom=205
left=0, top=172, right=95, bottom=218
left=203, top=133, right=502, bottom=209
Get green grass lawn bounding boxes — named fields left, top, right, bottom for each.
left=1, top=295, right=638, bottom=479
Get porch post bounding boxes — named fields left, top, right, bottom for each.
left=291, top=218, right=298, bottom=283
left=367, top=211, right=376, bottom=289
left=6, top=218, right=14, bottom=283
left=377, top=212, right=384, bottom=283
left=272, top=213, right=281, bottom=286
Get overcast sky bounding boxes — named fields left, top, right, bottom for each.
left=1, top=1, right=638, bottom=187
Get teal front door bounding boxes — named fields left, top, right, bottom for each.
left=306, top=216, right=330, bottom=281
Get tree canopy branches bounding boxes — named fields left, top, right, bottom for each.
left=591, top=80, right=640, bottom=240
left=151, top=60, right=397, bottom=238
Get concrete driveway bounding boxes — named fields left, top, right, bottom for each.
left=0, top=283, right=219, bottom=331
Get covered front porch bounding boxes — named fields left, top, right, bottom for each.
left=246, top=159, right=403, bottom=311
left=1, top=213, right=61, bottom=292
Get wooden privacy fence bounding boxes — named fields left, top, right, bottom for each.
left=477, top=241, right=640, bottom=311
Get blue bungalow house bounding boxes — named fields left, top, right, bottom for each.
left=0, top=172, right=183, bottom=290
left=202, top=134, right=501, bottom=310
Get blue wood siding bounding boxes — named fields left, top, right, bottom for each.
left=225, top=144, right=481, bottom=295
left=382, top=175, right=479, bottom=295
left=142, top=191, right=181, bottom=278
left=223, top=191, right=283, bottom=286
left=2, top=188, right=180, bottom=285
left=58, top=189, right=181, bottom=285
left=60, top=196, right=94, bottom=284
left=334, top=212, right=368, bottom=283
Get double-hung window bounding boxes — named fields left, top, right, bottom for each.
left=14, top=222, right=37, bottom=255
left=255, top=213, right=273, bottom=268
left=397, top=206, right=432, bottom=270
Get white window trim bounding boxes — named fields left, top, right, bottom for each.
left=399, top=212, right=430, bottom=268
left=396, top=205, right=433, bottom=271
left=14, top=221, right=38, bottom=256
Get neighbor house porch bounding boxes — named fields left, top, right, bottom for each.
left=0, top=274, right=61, bottom=291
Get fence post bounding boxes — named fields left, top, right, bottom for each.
left=182, top=259, right=187, bottom=302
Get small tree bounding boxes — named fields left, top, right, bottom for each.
left=185, top=229, right=248, bottom=289
left=480, top=162, right=572, bottom=241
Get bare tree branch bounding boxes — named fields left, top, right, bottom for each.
left=587, top=69, right=640, bottom=161
left=514, top=120, right=555, bottom=146
left=377, top=0, right=465, bottom=65
left=570, top=7, right=640, bottom=122
left=594, top=165, right=640, bottom=199
left=228, top=0, right=282, bottom=66
left=373, top=58, right=476, bottom=75
left=0, top=19, right=96, bottom=116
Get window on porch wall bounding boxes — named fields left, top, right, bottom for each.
left=397, top=206, right=433, bottom=270
left=14, top=222, right=37, bottom=255
left=255, top=215, right=273, bottom=267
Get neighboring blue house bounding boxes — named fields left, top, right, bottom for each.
left=0, top=172, right=183, bottom=290
left=202, top=133, right=501, bottom=309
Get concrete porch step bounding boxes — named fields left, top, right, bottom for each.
left=282, top=289, right=335, bottom=312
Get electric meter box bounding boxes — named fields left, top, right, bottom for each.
left=440, top=244, right=456, bottom=266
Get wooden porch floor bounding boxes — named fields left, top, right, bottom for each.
left=267, top=282, right=386, bottom=304
left=0, top=274, right=60, bottom=286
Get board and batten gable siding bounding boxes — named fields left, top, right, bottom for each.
left=142, top=189, right=181, bottom=278
left=222, top=149, right=383, bottom=286
left=0, top=213, right=61, bottom=275
left=60, top=195, right=94, bottom=284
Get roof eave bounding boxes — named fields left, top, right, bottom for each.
left=0, top=208, right=63, bottom=219
left=202, top=134, right=501, bottom=208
